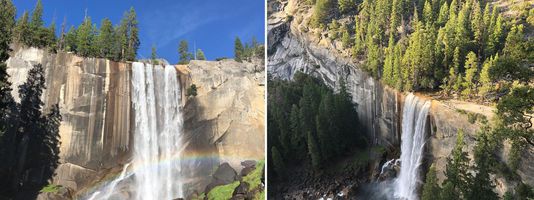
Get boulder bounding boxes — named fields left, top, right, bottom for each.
left=204, top=163, right=238, bottom=194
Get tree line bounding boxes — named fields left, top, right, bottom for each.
left=0, top=0, right=61, bottom=198
left=12, top=0, right=140, bottom=62
left=268, top=72, right=366, bottom=177
left=311, top=0, right=532, bottom=100
left=234, top=36, right=264, bottom=62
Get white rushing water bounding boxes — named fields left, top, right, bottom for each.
left=83, top=63, right=184, bottom=200
left=131, top=62, right=184, bottom=200
left=394, top=93, right=431, bottom=200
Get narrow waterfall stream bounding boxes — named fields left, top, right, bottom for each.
left=131, top=62, right=184, bottom=200
left=394, top=93, right=431, bottom=200
left=83, top=62, right=184, bottom=200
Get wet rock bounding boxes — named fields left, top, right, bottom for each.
left=232, top=182, right=249, bottom=200
left=204, top=163, right=238, bottom=193
left=240, top=160, right=257, bottom=177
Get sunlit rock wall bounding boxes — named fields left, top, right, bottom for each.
left=7, top=45, right=132, bottom=192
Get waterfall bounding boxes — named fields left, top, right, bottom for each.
left=394, top=93, right=431, bottom=200
left=131, top=62, right=184, bottom=200
left=82, top=63, right=184, bottom=200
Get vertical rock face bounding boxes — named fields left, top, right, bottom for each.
left=7, top=46, right=266, bottom=198
left=268, top=13, right=401, bottom=147
left=7, top=46, right=132, bottom=193
left=182, top=59, right=265, bottom=171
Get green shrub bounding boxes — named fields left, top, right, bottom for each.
left=40, top=184, right=61, bottom=193
left=207, top=181, right=240, bottom=200
left=187, top=84, right=198, bottom=97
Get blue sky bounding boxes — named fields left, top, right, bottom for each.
left=12, top=0, right=265, bottom=64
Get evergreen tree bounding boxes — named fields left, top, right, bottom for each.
left=58, top=17, right=66, bottom=51
left=443, top=129, right=472, bottom=198
left=503, top=24, right=526, bottom=61
left=467, top=129, right=498, bottom=200
left=178, top=40, right=191, bottom=64
left=234, top=37, right=244, bottom=62
left=29, top=0, right=44, bottom=47
left=311, top=0, right=334, bottom=27
left=471, top=0, right=484, bottom=53
left=45, top=19, right=57, bottom=52
left=271, top=146, right=286, bottom=176
left=97, top=18, right=115, bottom=59
left=196, top=49, right=206, bottom=60
left=461, top=51, right=478, bottom=98
left=422, top=164, right=441, bottom=200
left=14, top=11, right=30, bottom=46
left=289, top=104, right=305, bottom=158
left=151, top=45, right=158, bottom=65
left=496, top=86, right=534, bottom=147
left=64, top=25, right=77, bottom=52
left=478, top=55, right=497, bottom=97
left=124, top=7, right=139, bottom=61
left=307, top=130, right=322, bottom=169
left=437, top=2, right=449, bottom=26
left=0, top=0, right=16, bottom=139
left=487, top=14, right=504, bottom=57
left=76, top=16, right=96, bottom=57
left=338, top=0, right=356, bottom=14
left=29, top=0, right=43, bottom=30
left=341, top=25, right=352, bottom=48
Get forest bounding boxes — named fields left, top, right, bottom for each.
left=267, top=72, right=367, bottom=177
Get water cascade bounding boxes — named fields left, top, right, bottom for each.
left=131, top=62, right=184, bottom=200
left=82, top=62, right=184, bottom=199
left=394, top=93, right=431, bottom=200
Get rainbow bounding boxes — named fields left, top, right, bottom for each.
left=77, top=151, right=263, bottom=199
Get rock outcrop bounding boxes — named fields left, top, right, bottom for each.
left=7, top=44, right=265, bottom=198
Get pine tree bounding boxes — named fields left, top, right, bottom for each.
left=29, top=0, right=43, bottom=29
left=338, top=0, right=356, bottom=14
left=14, top=11, right=30, bottom=46
left=289, top=104, right=305, bottom=158
left=383, top=35, right=395, bottom=86
left=196, top=49, right=206, bottom=60
left=437, top=2, right=449, bottom=26
left=0, top=0, right=16, bottom=139
left=466, top=130, right=498, bottom=200
left=178, top=40, right=190, bottom=64
left=271, top=146, right=286, bottom=176
left=422, top=164, right=441, bottom=200
left=124, top=7, right=139, bottom=61
left=471, top=0, right=484, bottom=52
left=45, top=19, right=57, bottom=52
left=462, top=51, right=478, bottom=98
left=29, top=0, right=44, bottom=47
left=307, top=130, right=322, bottom=169
left=151, top=45, right=158, bottom=65
left=443, top=129, right=472, bottom=198
left=311, top=0, right=334, bottom=27
left=341, top=25, right=352, bottom=48
left=503, top=24, right=526, bottom=61
left=64, top=25, right=77, bottom=52
left=478, top=55, right=497, bottom=97
left=76, top=16, right=96, bottom=57
left=234, top=37, right=244, bottom=62
left=487, top=13, right=504, bottom=57
left=97, top=18, right=115, bottom=59
left=58, top=17, right=66, bottom=51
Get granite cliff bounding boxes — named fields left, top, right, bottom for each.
left=6, top=44, right=265, bottom=199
